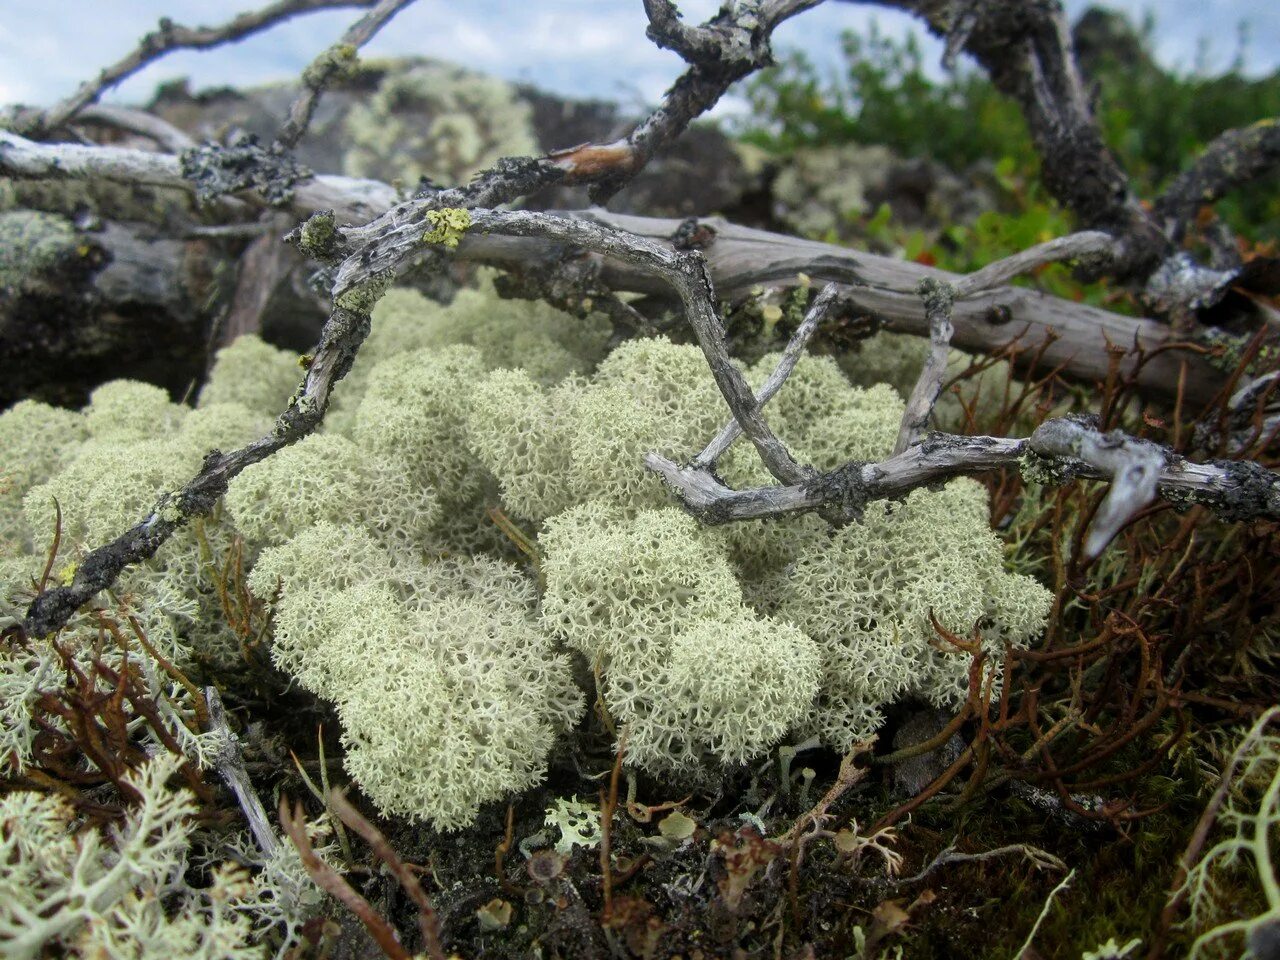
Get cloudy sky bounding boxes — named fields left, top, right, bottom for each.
left=0, top=1, right=1275, bottom=113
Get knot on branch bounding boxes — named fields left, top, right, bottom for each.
left=671, top=216, right=718, bottom=251
left=1206, top=458, right=1280, bottom=522
left=914, top=276, right=955, bottom=316
left=300, top=42, right=360, bottom=91
left=806, top=460, right=871, bottom=522
left=643, top=0, right=773, bottom=69
left=180, top=132, right=311, bottom=206
left=290, top=209, right=343, bottom=262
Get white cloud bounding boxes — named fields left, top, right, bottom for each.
left=1, top=0, right=1276, bottom=113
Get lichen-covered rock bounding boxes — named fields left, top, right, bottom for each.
left=0, top=201, right=235, bottom=410
left=0, top=210, right=83, bottom=298
left=769, top=143, right=997, bottom=242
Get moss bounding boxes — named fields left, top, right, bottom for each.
left=301, top=42, right=359, bottom=90
left=0, top=210, right=81, bottom=295
left=1020, top=450, right=1078, bottom=487
left=1201, top=328, right=1280, bottom=376
left=295, top=209, right=339, bottom=261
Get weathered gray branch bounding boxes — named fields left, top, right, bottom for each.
left=75, top=104, right=196, bottom=152
left=1155, top=117, right=1280, bottom=246
left=550, top=0, right=824, bottom=204
left=950, top=231, right=1116, bottom=297
left=646, top=417, right=1280, bottom=534
left=206, top=687, right=279, bottom=858
left=0, top=129, right=399, bottom=223
left=13, top=0, right=386, bottom=138
left=894, top=231, right=1115, bottom=454
left=895, top=277, right=955, bottom=455
left=1028, top=417, right=1165, bottom=556
left=0, top=130, right=1238, bottom=408
left=693, top=282, right=842, bottom=468
left=458, top=209, right=810, bottom=485
left=277, top=0, right=418, bottom=149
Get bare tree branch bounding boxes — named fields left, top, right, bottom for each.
left=464, top=210, right=1228, bottom=409
left=205, top=687, right=279, bottom=859
left=693, top=282, right=843, bottom=468
left=646, top=416, right=1280, bottom=533
left=14, top=0, right=385, bottom=138
left=0, top=129, right=399, bottom=222
left=895, top=277, right=955, bottom=455
left=548, top=0, right=826, bottom=204
left=858, top=0, right=1166, bottom=281
left=277, top=0, right=419, bottom=149
left=75, top=104, right=196, bottom=152
left=1029, top=418, right=1165, bottom=557
left=950, top=231, right=1116, bottom=297
left=0, top=130, right=1228, bottom=408
left=895, top=231, right=1115, bottom=454
left=1155, top=117, right=1280, bottom=246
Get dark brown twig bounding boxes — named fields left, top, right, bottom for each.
left=327, top=789, right=446, bottom=960
left=280, top=795, right=412, bottom=960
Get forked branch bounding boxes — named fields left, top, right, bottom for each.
left=14, top=0, right=386, bottom=138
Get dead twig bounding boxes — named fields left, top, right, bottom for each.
left=205, top=687, right=278, bottom=858
left=19, top=0, right=385, bottom=138
left=326, top=789, right=446, bottom=960
left=279, top=795, right=413, bottom=960
left=277, top=0, right=418, bottom=148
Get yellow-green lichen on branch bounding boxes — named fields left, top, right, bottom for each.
left=301, top=43, right=359, bottom=90
left=335, top=270, right=393, bottom=314
left=423, top=208, right=471, bottom=249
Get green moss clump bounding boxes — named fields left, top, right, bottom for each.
left=295, top=209, right=339, bottom=261
left=301, top=42, right=359, bottom=90
left=0, top=210, right=82, bottom=296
